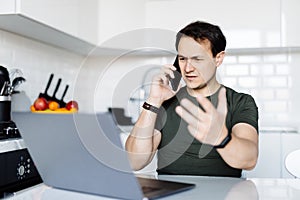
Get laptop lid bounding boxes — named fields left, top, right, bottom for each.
left=12, top=112, right=195, bottom=200
left=12, top=112, right=144, bottom=200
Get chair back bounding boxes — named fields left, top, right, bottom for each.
left=285, top=149, right=300, bottom=178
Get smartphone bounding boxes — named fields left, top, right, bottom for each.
left=169, top=56, right=182, bottom=91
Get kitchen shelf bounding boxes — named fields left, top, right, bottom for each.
left=0, top=14, right=97, bottom=55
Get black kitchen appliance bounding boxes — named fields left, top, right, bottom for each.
left=0, top=66, right=42, bottom=197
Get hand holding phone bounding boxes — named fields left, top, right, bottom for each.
left=169, top=56, right=182, bottom=91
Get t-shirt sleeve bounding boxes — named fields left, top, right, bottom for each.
left=231, top=94, right=259, bottom=132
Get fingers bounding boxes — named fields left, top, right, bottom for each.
left=178, top=98, right=205, bottom=120
left=217, top=87, right=227, bottom=115
left=175, top=99, right=209, bottom=135
left=176, top=87, right=227, bottom=125
left=194, top=87, right=227, bottom=116
left=175, top=105, right=206, bottom=140
left=196, top=95, right=214, bottom=114
left=153, top=64, right=181, bottom=90
left=161, top=64, right=177, bottom=79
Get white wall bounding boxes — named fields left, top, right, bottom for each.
left=2, top=29, right=300, bottom=130
left=0, top=29, right=83, bottom=110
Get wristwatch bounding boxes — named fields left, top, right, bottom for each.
left=142, top=102, right=159, bottom=114
left=214, top=132, right=232, bottom=149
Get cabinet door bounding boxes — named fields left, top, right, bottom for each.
left=281, top=134, right=300, bottom=178
left=97, top=0, right=146, bottom=46
left=0, top=0, right=15, bottom=13
left=145, top=0, right=281, bottom=49
left=244, top=133, right=281, bottom=178
left=281, top=0, right=300, bottom=47
left=17, top=0, right=98, bottom=44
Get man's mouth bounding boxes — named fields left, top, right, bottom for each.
left=185, top=75, right=197, bottom=81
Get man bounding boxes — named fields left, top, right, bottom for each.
left=125, top=21, right=259, bottom=177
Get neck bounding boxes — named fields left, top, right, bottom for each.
left=187, top=79, right=221, bottom=97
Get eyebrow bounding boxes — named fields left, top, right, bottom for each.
left=177, top=54, right=204, bottom=59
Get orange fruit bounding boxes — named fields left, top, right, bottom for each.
left=48, top=101, right=60, bottom=111
left=30, top=105, right=36, bottom=112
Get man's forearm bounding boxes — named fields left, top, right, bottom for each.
left=125, top=110, right=160, bottom=170
left=217, top=124, right=258, bottom=170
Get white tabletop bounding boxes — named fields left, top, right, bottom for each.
left=3, top=175, right=300, bottom=200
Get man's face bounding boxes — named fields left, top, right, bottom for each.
left=177, top=36, right=217, bottom=90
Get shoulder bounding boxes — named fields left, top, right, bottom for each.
left=224, top=86, right=257, bottom=107
left=224, top=86, right=259, bottom=131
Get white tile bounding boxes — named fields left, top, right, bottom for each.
left=221, top=77, right=237, bottom=87
left=223, top=55, right=238, bottom=64
left=238, top=77, right=260, bottom=88
left=263, top=77, right=288, bottom=88
left=261, top=64, right=275, bottom=75
left=225, top=64, right=249, bottom=76
left=275, top=113, right=290, bottom=122
left=275, top=64, right=290, bottom=75
left=0, top=49, right=13, bottom=67
left=250, top=64, right=260, bottom=75
left=275, top=89, right=290, bottom=100
left=252, top=89, right=275, bottom=100
left=264, top=101, right=288, bottom=112
left=263, top=54, right=288, bottom=63
left=238, top=55, right=262, bottom=63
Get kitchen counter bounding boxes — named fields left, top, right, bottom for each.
left=3, top=175, right=300, bottom=200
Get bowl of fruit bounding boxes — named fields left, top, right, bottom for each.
left=30, top=74, right=79, bottom=114
left=30, top=97, right=78, bottom=113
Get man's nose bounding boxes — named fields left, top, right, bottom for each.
left=184, top=60, right=194, bottom=72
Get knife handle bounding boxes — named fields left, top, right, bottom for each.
left=52, top=78, right=61, bottom=97
left=61, top=85, right=69, bottom=100
left=44, top=73, right=54, bottom=93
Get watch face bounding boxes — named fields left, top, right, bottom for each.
left=143, top=102, right=159, bottom=113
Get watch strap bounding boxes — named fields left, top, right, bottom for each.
left=142, top=102, right=159, bottom=114
left=214, top=132, right=232, bottom=149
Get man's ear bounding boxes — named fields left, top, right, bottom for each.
left=215, top=51, right=225, bottom=67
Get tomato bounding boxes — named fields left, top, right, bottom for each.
left=66, top=100, right=79, bottom=111
left=33, top=97, right=48, bottom=111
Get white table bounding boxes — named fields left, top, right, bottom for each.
left=3, top=175, right=300, bottom=200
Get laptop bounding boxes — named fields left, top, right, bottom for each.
left=12, top=112, right=195, bottom=200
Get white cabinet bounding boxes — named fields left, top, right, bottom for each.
left=244, top=133, right=282, bottom=178
left=281, top=0, right=300, bottom=47
left=244, top=133, right=300, bottom=178
left=0, top=0, right=98, bottom=55
left=18, top=0, right=98, bottom=45
left=97, top=0, right=146, bottom=46
left=281, top=134, right=300, bottom=178
left=145, top=0, right=281, bottom=49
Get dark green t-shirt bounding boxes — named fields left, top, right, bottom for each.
left=155, top=86, right=259, bottom=177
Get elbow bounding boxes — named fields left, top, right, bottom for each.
left=131, top=163, right=145, bottom=171
left=244, top=159, right=257, bottom=170
left=127, top=155, right=150, bottom=171
left=242, top=150, right=258, bottom=170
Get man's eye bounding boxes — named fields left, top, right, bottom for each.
left=193, top=57, right=203, bottom=61
left=178, top=57, right=187, bottom=61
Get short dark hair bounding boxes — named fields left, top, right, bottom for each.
left=175, top=21, right=226, bottom=57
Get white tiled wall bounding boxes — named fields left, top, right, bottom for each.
left=1, top=29, right=300, bottom=131
left=219, top=50, right=299, bottom=130
left=0, top=29, right=84, bottom=111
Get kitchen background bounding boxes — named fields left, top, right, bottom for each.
left=1, top=0, right=300, bottom=178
